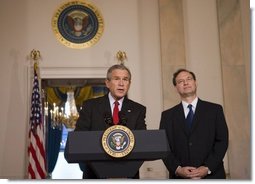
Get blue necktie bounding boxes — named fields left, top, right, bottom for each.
left=186, top=104, right=194, bottom=128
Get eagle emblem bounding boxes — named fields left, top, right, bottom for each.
left=102, top=125, right=135, bottom=158
left=67, top=10, right=90, bottom=37
left=52, top=0, right=104, bottom=49
left=110, top=133, right=126, bottom=150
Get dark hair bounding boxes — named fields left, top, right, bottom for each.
left=172, top=68, right=196, bottom=86
left=106, top=64, right=132, bottom=80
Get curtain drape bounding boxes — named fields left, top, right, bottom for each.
left=46, top=112, right=62, bottom=177
left=45, top=85, right=108, bottom=177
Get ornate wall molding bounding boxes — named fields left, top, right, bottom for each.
left=39, top=66, right=108, bottom=79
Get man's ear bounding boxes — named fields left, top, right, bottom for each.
left=105, top=79, right=109, bottom=88
left=174, top=86, right=178, bottom=93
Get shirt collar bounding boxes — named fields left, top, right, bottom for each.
left=108, top=93, right=124, bottom=107
left=182, top=97, right=198, bottom=110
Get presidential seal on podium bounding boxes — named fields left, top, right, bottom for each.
left=102, top=125, right=135, bottom=158
left=52, top=0, right=104, bottom=49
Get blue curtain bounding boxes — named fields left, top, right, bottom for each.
left=45, top=86, right=108, bottom=177
left=46, top=111, right=62, bottom=177
left=45, top=88, right=68, bottom=177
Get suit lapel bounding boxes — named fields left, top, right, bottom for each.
left=175, top=103, right=190, bottom=136
left=101, top=95, right=112, bottom=112
left=99, top=95, right=112, bottom=128
left=120, top=97, right=133, bottom=127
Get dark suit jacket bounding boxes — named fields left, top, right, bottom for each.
left=75, top=94, right=146, bottom=178
left=159, top=99, right=228, bottom=179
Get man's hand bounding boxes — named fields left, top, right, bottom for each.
left=191, top=166, right=210, bottom=178
left=176, top=166, right=197, bottom=178
left=176, top=166, right=210, bottom=179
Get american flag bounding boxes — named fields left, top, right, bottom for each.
left=27, top=67, right=47, bottom=179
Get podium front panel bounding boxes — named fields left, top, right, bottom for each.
left=90, top=161, right=143, bottom=178
left=65, top=129, right=170, bottom=163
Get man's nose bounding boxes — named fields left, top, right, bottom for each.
left=118, top=79, right=124, bottom=85
left=183, top=80, right=189, bottom=85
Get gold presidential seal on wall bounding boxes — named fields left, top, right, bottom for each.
left=102, top=125, right=135, bottom=158
left=52, top=0, right=104, bottom=49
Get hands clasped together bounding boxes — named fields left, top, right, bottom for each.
left=176, top=166, right=209, bottom=179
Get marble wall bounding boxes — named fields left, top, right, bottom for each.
left=159, top=0, right=186, bottom=109
left=216, top=0, right=250, bottom=179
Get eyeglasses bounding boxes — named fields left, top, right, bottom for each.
left=176, top=77, right=194, bottom=85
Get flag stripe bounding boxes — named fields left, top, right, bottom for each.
left=29, top=130, right=46, bottom=178
left=28, top=163, right=35, bottom=179
left=28, top=68, right=46, bottom=179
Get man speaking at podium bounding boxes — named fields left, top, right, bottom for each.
left=74, top=64, right=147, bottom=179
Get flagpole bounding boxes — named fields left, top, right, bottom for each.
left=30, top=49, right=40, bottom=71
left=28, top=49, right=47, bottom=179
left=30, top=49, right=41, bottom=133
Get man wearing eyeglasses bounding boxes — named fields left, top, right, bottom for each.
left=159, top=68, right=228, bottom=179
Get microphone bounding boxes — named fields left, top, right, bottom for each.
left=118, top=111, right=127, bottom=126
left=104, top=112, right=113, bottom=126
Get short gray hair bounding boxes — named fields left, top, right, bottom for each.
left=106, top=64, right=132, bottom=80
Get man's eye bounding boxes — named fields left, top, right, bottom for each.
left=177, top=80, right=184, bottom=84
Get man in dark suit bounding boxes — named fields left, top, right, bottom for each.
left=75, top=64, right=146, bottom=179
left=159, top=68, right=228, bottom=179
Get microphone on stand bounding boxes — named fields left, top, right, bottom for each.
left=104, top=112, right=113, bottom=127
left=118, top=111, right=127, bottom=126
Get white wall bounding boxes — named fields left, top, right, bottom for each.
left=0, top=0, right=30, bottom=178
